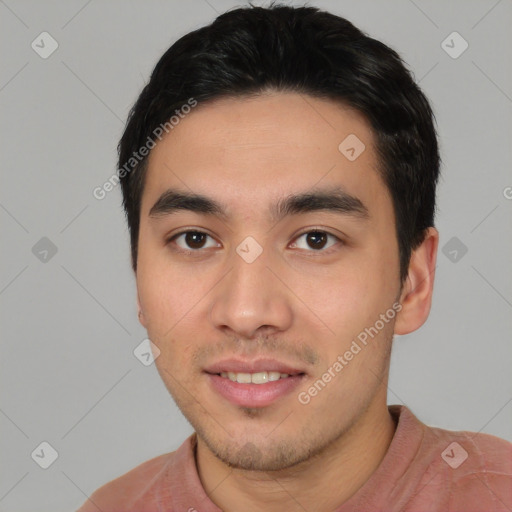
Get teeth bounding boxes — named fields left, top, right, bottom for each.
left=219, top=371, right=291, bottom=384
left=236, top=372, right=252, bottom=384
left=251, top=372, right=268, bottom=384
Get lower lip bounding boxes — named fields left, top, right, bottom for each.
left=206, top=373, right=305, bottom=408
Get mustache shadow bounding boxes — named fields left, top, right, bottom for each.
left=192, top=336, right=319, bottom=367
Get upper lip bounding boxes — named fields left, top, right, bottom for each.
left=204, top=358, right=306, bottom=375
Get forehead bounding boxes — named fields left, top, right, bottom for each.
left=141, top=92, right=391, bottom=223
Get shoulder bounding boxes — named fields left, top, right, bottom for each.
left=390, top=406, right=512, bottom=511
left=75, top=449, right=177, bottom=512
left=427, top=424, right=512, bottom=474
left=445, top=430, right=512, bottom=511
left=395, top=406, right=512, bottom=476
left=418, top=423, right=512, bottom=511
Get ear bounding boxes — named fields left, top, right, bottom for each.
left=137, top=291, right=147, bottom=328
left=394, top=227, right=439, bottom=335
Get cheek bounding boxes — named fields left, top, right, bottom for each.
left=136, top=235, right=188, bottom=322
left=136, top=252, right=216, bottom=349
left=292, top=254, right=396, bottom=362
left=137, top=267, right=173, bottom=333
left=294, top=262, right=382, bottom=326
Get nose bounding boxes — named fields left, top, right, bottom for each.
left=209, top=242, right=293, bottom=339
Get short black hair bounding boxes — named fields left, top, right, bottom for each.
left=118, top=3, right=441, bottom=284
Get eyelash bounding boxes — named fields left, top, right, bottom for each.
left=166, top=228, right=343, bottom=256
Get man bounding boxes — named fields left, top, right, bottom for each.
left=78, top=4, right=512, bottom=511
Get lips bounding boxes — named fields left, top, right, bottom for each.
left=206, top=373, right=305, bottom=407
left=203, top=358, right=306, bottom=376
left=203, top=358, right=308, bottom=407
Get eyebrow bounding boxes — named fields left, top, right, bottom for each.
left=148, top=186, right=370, bottom=223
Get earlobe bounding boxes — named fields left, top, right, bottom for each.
left=137, top=292, right=147, bottom=328
left=394, top=227, right=439, bottom=335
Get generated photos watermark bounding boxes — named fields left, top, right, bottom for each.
left=298, top=301, right=402, bottom=405
left=93, top=98, right=198, bottom=200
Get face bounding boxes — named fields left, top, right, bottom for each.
left=136, top=92, right=404, bottom=471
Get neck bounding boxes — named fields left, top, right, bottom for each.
left=195, top=396, right=397, bottom=512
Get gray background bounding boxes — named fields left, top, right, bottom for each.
left=1, top=0, right=511, bottom=510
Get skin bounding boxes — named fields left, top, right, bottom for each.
left=136, top=92, right=438, bottom=512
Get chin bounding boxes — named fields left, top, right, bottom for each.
left=197, top=424, right=323, bottom=472
left=218, top=440, right=310, bottom=471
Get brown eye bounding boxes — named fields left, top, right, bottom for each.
left=305, top=231, right=328, bottom=249
left=291, top=230, right=340, bottom=252
left=169, top=230, right=219, bottom=252
left=183, top=232, right=207, bottom=249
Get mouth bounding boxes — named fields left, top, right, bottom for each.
left=203, top=359, right=307, bottom=407
left=212, top=370, right=305, bottom=384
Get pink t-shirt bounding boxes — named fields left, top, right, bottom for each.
left=76, top=405, right=512, bottom=511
